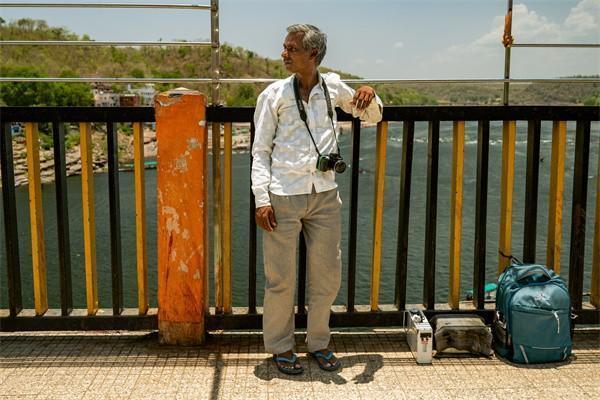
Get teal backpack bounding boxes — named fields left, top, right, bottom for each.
left=493, top=262, right=573, bottom=364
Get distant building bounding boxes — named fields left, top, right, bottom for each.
left=92, top=83, right=155, bottom=107
left=93, top=90, right=120, bottom=107
left=119, top=93, right=140, bottom=107
left=11, top=123, right=24, bottom=136
left=128, top=84, right=156, bottom=106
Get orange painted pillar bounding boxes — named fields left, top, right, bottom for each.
left=155, top=89, right=208, bottom=345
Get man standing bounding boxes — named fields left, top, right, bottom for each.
left=251, top=24, right=382, bottom=374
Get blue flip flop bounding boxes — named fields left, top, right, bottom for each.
left=273, top=353, right=304, bottom=375
left=308, top=350, right=341, bottom=371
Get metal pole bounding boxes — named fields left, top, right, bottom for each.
left=0, top=3, right=211, bottom=10
left=0, top=40, right=211, bottom=47
left=512, top=43, right=600, bottom=48
left=211, top=0, right=220, bottom=105
left=503, top=0, right=514, bottom=105
left=210, top=0, right=223, bottom=313
left=1, top=77, right=598, bottom=84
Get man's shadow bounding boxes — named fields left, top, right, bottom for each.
left=253, top=354, right=383, bottom=384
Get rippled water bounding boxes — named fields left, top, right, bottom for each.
left=1, top=121, right=598, bottom=309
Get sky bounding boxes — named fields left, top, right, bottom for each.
left=1, top=0, right=599, bottom=79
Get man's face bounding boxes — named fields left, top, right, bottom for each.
left=281, top=32, right=317, bottom=73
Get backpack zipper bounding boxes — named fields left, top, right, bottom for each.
left=553, top=311, right=560, bottom=334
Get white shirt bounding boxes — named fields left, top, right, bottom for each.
left=251, top=72, right=383, bottom=208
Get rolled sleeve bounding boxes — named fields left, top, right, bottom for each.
left=251, top=90, right=277, bottom=208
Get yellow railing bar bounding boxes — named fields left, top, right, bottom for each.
left=212, top=122, right=223, bottom=313
left=449, top=121, right=465, bottom=309
left=499, top=120, right=516, bottom=273
left=223, top=122, right=233, bottom=313
left=370, top=121, right=388, bottom=311
left=133, top=122, right=148, bottom=315
left=25, top=123, right=48, bottom=315
left=591, top=140, right=600, bottom=308
left=80, top=122, right=98, bottom=315
left=546, top=121, right=566, bottom=274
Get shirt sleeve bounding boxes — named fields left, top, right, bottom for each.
left=335, top=77, right=383, bottom=124
left=251, top=89, right=277, bottom=208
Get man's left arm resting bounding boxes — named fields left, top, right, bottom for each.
left=338, top=82, right=383, bottom=124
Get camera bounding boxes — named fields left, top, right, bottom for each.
left=316, top=153, right=346, bottom=173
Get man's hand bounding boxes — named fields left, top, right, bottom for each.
left=256, top=205, right=277, bottom=232
left=351, top=86, right=376, bottom=110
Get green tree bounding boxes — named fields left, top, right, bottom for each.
left=226, top=84, right=256, bottom=106
left=583, top=94, right=600, bottom=106
left=0, top=66, right=92, bottom=106
left=131, top=68, right=145, bottom=78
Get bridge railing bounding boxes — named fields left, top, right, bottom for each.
left=0, top=105, right=599, bottom=331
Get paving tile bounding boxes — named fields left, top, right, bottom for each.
left=0, top=329, right=598, bottom=400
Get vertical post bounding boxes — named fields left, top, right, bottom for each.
left=370, top=121, right=388, bottom=311
left=547, top=121, right=566, bottom=273
left=80, top=122, right=98, bottom=315
left=0, top=122, right=22, bottom=316
left=503, top=0, right=513, bottom=105
left=395, top=120, right=414, bottom=311
left=211, top=1, right=223, bottom=314
left=423, top=120, right=439, bottom=310
left=211, top=0, right=220, bottom=105
left=523, top=119, right=541, bottom=263
left=568, top=121, right=590, bottom=310
left=26, top=123, right=48, bottom=316
left=298, top=233, right=307, bottom=314
left=155, top=89, right=207, bottom=345
left=473, top=120, right=490, bottom=310
left=133, top=122, right=148, bottom=315
left=498, top=120, right=516, bottom=273
left=53, top=121, right=73, bottom=316
left=592, top=138, right=600, bottom=308
left=223, top=122, right=232, bottom=313
left=249, top=122, right=257, bottom=314
left=107, top=122, right=123, bottom=315
left=347, top=118, right=361, bottom=312
left=449, top=121, right=465, bottom=309
left=213, top=121, right=223, bottom=313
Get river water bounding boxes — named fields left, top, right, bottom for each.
left=1, top=121, right=598, bottom=309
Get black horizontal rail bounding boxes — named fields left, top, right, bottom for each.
left=0, top=312, right=157, bottom=331
left=1, top=105, right=599, bottom=123
left=2, top=308, right=599, bottom=331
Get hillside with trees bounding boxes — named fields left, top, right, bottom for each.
left=1, top=18, right=435, bottom=106
left=1, top=18, right=597, bottom=106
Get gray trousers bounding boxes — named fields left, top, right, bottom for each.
left=262, top=188, right=342, bottom=354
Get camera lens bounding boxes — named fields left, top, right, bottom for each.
left=334, top=160, right=346, bottom=173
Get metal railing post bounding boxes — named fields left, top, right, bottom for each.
left=211, top=0, right=221, bottom=105
left=503, top=0, right=514, bottom=105
left=210, top=0, right=224, bottom=313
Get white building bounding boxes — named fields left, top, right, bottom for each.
left=127, top=84, right=157, bottom=106
left=93, top=90, right=120, bottom=107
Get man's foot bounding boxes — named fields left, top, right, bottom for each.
left=308, top=349, right=341, bottom=371
left=273, top=350, right=304, bottom=375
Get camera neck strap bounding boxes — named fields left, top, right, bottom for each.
left=292, top=73, right=341, bottom=157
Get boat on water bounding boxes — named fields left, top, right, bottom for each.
left=465, top=283, right=497, bottom=302
left=119, top=160, right=158, bottom=172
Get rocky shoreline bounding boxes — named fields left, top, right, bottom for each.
left=4, top=124, right=252, bottom=187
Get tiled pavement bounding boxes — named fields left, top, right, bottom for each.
left=0, top=328, right=598, bottom=399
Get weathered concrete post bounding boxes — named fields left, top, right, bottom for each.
left=155, top=89, right=207, bottom=345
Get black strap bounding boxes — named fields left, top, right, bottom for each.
left=292, top=73, right=340, bottom=156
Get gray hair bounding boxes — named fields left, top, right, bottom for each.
left=286, top=24, right=327, bottom=65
